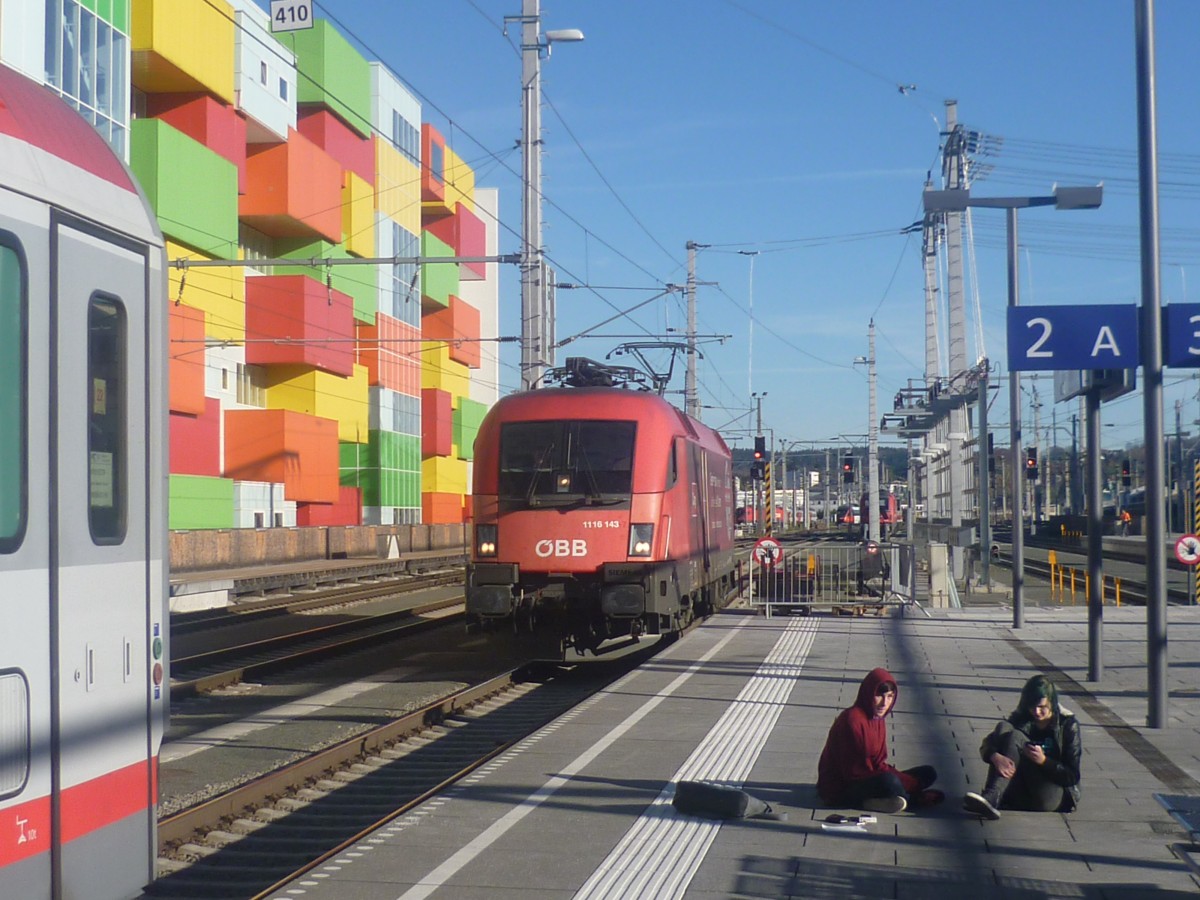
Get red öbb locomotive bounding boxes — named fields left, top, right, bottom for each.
left=467, top=359, right=736, bottom=658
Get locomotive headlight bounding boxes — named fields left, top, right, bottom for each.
left=628, top=523, right=654, bottom=557
left=475, top=524, right=498, bottom=557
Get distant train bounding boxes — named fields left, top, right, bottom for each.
left=466, top=360, right=736, bottom=658
left=0, top=65, right=168, bottom=898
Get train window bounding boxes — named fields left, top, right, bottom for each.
left=499, top=421, right=635, bottom=500
left=668, top=438, right=680, bottom=487
left=0, top=240, right=26, bottom=553
left=87, top=295, right=126, bottom=543
left=0, top=671, right=30, bottom=798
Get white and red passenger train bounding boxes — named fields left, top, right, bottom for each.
left=467, top=359, right=736, bottom=658
left=0, top=65, right=168, bottom=898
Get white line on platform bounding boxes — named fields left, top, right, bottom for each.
left=393, top=618, right=753, bottom=900
left=574, top=617, right=820, bottom=899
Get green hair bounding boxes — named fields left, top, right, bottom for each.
left=1016, top=674, right=1060, bottom=720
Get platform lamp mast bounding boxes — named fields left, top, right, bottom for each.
left=515, top=0, right=582, bottom=390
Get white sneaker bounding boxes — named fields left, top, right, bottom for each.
left=963, top=791, right=1001, bottom=820
left=861, top=795, right=907, bottom=814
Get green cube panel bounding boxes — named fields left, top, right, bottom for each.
left=420, top=232, right=458, bottom=310
left=169, top=475, right=235, bottom=530
left=275, top=20, right=371, bottom=137
left=454, top=397, right=487, bottom=461
left=130, top=119, right=238, bottom=257
left=278, top=238, right=378, bottom=324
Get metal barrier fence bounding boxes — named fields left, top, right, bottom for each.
left=747, top=541, right=910, bottom=616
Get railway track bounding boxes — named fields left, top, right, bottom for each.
left=171, top=595, right=466, bottom=697
left=146, top=661, right=641, bottom=899
left=170, top=569, right=468, bottom=696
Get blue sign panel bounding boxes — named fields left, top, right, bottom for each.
left=1006, top=304, right=1139, bottom=372
left=1164, top=303, right=1200, bottom=368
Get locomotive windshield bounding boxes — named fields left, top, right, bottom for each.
left=499, top=420, right=635, bottom=504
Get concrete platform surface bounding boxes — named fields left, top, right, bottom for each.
left=262, top=603, right=1200, bottom=900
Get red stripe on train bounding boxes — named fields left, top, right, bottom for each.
left=0, top=795, right=50, bottom=866
left=0, top=758, right=158, bottom=866
left=61, top=759, right=155, bottom=843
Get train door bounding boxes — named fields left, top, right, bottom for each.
left=0, top=193, right=53, bottom=896
left=52, top=217, right=157, bottom=898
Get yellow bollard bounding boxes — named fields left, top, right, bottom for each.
left=1070, top=568, right=1077, bottom=605
left=1115, top=577, right=1121, bottom=607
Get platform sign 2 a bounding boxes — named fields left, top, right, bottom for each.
left=1007, top=304, right=1139, bottom=372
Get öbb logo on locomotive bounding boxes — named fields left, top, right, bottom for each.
left=535, top=539, right=588, bottom=558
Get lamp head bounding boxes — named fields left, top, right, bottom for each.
left=545, top=28, right=585, bottom=42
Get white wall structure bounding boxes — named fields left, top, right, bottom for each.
left=229, top=0, right=297, bottom=143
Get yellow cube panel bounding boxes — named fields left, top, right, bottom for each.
left=132, top=0, right=236, bottom=104
left=167, top=240, right=245, bottom=343
left=342, top=171, right=375, bottom=258
left=420, top=344, right=469, bottom=401
left=421, top=455, right=468, bottom=496
left=266, top=364, right=370, bottom=444
left=374, top=139, right=421, bottom=234
left=443, top=145, right=475, bottom=213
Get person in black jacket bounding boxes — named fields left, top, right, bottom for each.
left=963, top=674, right=1081, bottom=820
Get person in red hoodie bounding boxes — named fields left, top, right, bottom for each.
left=817, top=667, right=942, bottom=814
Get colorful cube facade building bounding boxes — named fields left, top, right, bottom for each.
left=7, top=0, right=500, bottom=527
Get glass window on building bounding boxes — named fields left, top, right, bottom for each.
left=88, top=295, right=126, bottom=543
left=0, top=240, right=26, bottom=553
left=44, top=0, right=130, bottom=159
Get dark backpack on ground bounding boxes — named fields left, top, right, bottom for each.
left=672, top=780, right=787, bottom=821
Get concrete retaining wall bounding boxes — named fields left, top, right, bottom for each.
left=170, top=524, right=468, bottom=572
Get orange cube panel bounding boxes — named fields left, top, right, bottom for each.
left=423, top=491, right=465, bottom=524
left=147, top=92, right=247, bottom=193
left=423, top=295, right=481, bottom=369
left=422, top=388, right=452, bottom=458
left=297, top=487, right=363, bottom=526
left=245, top=274, right=356, bottom=376
left=169, top=301, right=206, bottom=415
left=224, top=408, right=340, bottom=503
left=298, top=108, right=374, bottom=186
left=240, top=128, right=343, bottom=241
left=356, top=314, right=420, bottom=393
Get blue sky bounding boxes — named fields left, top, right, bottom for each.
left=291, top=1, right=1200, bottom=455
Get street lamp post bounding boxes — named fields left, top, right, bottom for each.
left=923, top=184, right=1102, bottom=632
left=514, top=1, right=583, bottom=390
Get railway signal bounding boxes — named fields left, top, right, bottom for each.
left=753, top=435, right=765, bottom=461
left=842, top=455, right=853, bottom=483
left=1025, top=447, right=1038, bottom=480
left=1121, top=458, right=1132, bottom=487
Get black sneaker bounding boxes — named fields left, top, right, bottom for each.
left=861, top=795, right=907, bottom=814
left=963, top=791, right=1001, bottom=820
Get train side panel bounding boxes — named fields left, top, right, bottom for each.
left=0, top=65, right=167, bottom=900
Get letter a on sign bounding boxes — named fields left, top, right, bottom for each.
left=1091, top=326, right=1122, bottom=358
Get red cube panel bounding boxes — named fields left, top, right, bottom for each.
left=422, top=388, right=452, bottom=458
left=245, top=274, right=356, bottom=376
left=297, top=108, right=374, bottom=186
left=169, top=398, right=221, bottom=477
left=297, top=487, right=363, bottom=526
left=421, top=124, right=446, bottom=204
